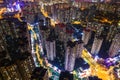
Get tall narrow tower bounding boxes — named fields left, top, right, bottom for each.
left=65, top=41, right=77, bottom=71
left=45, top=29, right=56, bottom=61
left=82, top=29, right=91, bottom=45
left=45, top=40, right=56, bottom=61
left=109, top=33, right=120, bottom=57
left=76, top=40, right=84, bottom=58
left=91, top=36, right=103, bottom=54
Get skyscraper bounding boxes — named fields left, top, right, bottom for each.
left=109, top=33, right=120, bottom=57
left=45, top=39, right=56, bottom=61
left=65, top=41, right=77, bottom=71
left=43, top=28, right=56, bottom=61
left=91, top=36, right=103, bottom=54
left=76, top=40, right=84, bottom=58
left=82, top=29, right=91, bottom=45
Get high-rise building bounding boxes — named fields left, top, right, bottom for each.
left=82, top=29, right=91, bottom=45
left=0, top=25, right=9, bottom=60
left=16, top=53, right=35, bottom=80
left=65, top=41, right=77, bottom=71
left=0, top=19, right=17, bottom=38
left=17, top=22, right=31, bottom=53
left=39, top=26, right=50, bottom=49
left=45, top=40, right=56, bottom=61
left=22, top=1, right=41, bottom=23
left=109, top=33, right=120, bottom=57
left=31, top=67, right=49, bottom=80
left=0, top=19, right=21, bottom=60
left=106, top=25, right=117, bottom=42
left=43, top=28, right=56, bottom=61
left=0, top=59, right=22, bottom=80
left=0, top=17, right=35, bottom=80
left=64, top=40, right=84, bottom=71
left=76, top=40, right=84, bottom=58
left=59, top=71, right=73, bottom=80
left=91, top=36, right=103, bottom=54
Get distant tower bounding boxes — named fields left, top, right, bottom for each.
left=109, top=33, right=120, bottom=57
left=91, top=36, right=103, bottom=54
left=65, top=41, right=77, bottom=71
left=82, top=29, right=91, bottom=45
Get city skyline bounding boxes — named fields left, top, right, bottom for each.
left=0, top=0, right=120, bottom=80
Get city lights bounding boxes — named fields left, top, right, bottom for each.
left=0, top=0, right=120, bottom=80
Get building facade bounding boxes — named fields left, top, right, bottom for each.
left=16, top=54, right=35, bottom=80
left=0, top=59, right=22, bottom=80
left=91, top=36, right=103, bottom=54
left=82, top=29, right=91, bottom=45
left=65, top=41, right=77, bottom=71
left=109, top=33, right=120, bottom=57
left=45, top=40, right=56, bottom=61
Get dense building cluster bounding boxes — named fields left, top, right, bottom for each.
left=0, top=0, right=120, bottom=80
left=0, top=18, right=35, bottom=80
